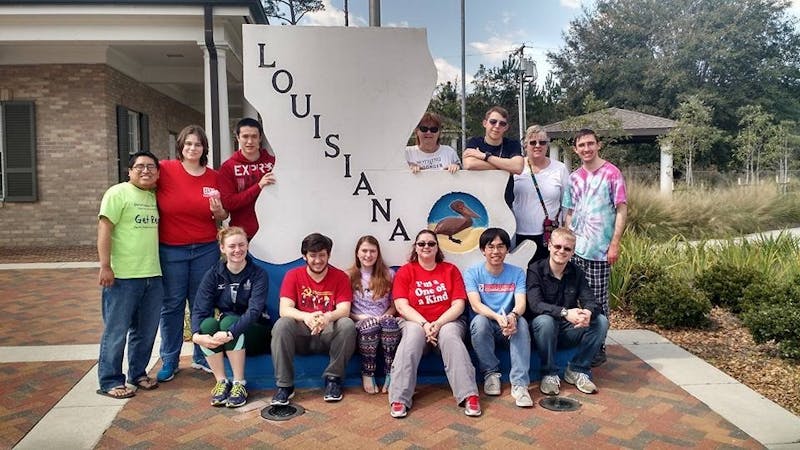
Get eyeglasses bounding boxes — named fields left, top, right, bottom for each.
left=485, top=244, right=507, bottom=251
left=131, top=164, right=157, bottom=173
left=528, top=140, right=549, bottom=147
left=550, top=244, right=574, bottom=252
left=418, top=126, right=439, bottom=133
left=488, top=118, right=508, bottom=127
left=416, top=241, right=438, bottom=248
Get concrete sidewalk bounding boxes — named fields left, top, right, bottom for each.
left=1, top=263, right=799, bottom=449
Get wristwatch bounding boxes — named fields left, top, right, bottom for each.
left=483, top=152, right=491, bottom=161
left=560, top=308, right=568, bottom=319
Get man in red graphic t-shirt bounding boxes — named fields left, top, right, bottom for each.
left=270, top=233, right=356, bottom=406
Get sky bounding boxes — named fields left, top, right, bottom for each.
left=296, top=0, right=800, bottom=89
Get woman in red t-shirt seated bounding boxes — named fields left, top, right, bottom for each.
left=387, top=230, right=481, bottom=419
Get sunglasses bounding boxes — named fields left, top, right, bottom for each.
left=550, top=244, right=574, bottom=252
left=528, top=140, right=549, bottom=147
left=488, top=118, right=508, bottom=127
left=416, top=241, right=438, bottom=248
left=418, top=126, right=439, bottom=133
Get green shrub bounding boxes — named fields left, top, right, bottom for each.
left=631, top=275, right=711, bottom=328
left=695, top=263, right=767, bottom=313
left=742, top=304, right=800, bottom=360
left=741, top=279, right=786, bottom=313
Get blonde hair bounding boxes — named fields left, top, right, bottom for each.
left=217, top=226, right=248, bottom=246
left=550, top=227, right=576, bottom=244
left=524, top=124, right=548, bottom=144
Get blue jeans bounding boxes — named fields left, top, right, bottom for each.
left=158, top=241, right=220, bottom=365
left=531, top=313, right=609, bottom=376
left=98, top=277, right=163, bottom=391
left=470, top=314, right=531, bottom=386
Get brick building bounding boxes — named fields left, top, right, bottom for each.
left=0, top=0, right=268, bottom=247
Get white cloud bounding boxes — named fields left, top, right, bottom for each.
left=434, top=57, right=473, bottom=86
left=469, top=36, right=518, bottom=65
left=302, top=0, right=367, bottom=27
left=560, top=0, right=582, bottom=8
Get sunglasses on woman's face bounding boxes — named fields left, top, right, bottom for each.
left=416, top=241, right=438, bottom=248
left=528, top=140, right=548, bottom=147
left=418, top=126, right=439, bottom=133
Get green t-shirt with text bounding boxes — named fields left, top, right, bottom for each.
left=98, top=182, right=161, bottom=279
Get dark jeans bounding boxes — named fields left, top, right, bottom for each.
left=531, top=313, right=609, bottom=376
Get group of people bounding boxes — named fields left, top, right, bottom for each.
left=95, top=106, right=627, bottom=420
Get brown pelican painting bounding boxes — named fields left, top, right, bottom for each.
left=433, top=200, right=481, bottom=244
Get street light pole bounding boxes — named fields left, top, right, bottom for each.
left=369, top=0, right=380, bottom=26
left=460, top=0, right=466, bottom=150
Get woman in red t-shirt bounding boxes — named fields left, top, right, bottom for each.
left=156, top=125, right=229, bottom=383
left=387, top=230, right=481, bottom=419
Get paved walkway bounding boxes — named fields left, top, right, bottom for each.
left=1, top=262, right=799, bottom=449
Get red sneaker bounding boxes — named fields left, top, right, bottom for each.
left=464, top=395, right=481, bottom=417
left=390, top=402, right=408, bottom=418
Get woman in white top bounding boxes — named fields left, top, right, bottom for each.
left=405, top=112, right=460, bottom=174
left=511, top=125, right=570, bottom=262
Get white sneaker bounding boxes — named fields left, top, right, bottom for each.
left=511, top=385, right=533, bottom=407
left=539, top=375, right=561, bottom=395
left=564, top=367, right=597, bottom=394
left=483, top=372, right=501, bottom=396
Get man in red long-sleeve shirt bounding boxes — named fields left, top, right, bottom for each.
left=217, top=118, right=276, bottom=238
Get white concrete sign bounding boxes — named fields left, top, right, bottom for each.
left=243, top=25, right=534, bottom=269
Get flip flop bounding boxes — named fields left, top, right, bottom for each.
left=132, top=376, right=159, bottom=390
left=382, top=375, right=391, bottom=393
left=362, top=375, right=378, bottom=394
left=96, top=386, right=136, bottom=399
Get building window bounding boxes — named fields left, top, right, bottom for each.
left=0, top=101, right=37, bottom=202
left=116, top=105, right=149, bottom=182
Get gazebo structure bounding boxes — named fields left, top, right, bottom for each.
left=543, top=107, right=677, bottom=194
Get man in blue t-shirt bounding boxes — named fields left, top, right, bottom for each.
left=464, top=228, right=532, bottom=407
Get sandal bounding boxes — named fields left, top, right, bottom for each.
left=132, top=376, right=159, bottom=391
left=96, top=386, right=136, bottom=399
left=382, top=375, right=391, bottom=394
left=362, top=375, right=378, bottom=394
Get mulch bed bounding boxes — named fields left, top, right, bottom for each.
left=613, top=307, right=800, bottom=417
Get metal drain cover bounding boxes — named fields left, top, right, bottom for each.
left=261, top=403, right=305, bottom=421
left=538, top=396, right=581, bottom=412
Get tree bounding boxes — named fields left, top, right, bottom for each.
left=262, top=0, right=323, bottom=25
left=549, top=0, right=800, bottom=157
left=735, top=105, right=774, bottom=184
left=662, top=95, right=721, bottom=186
left=764, top=120, right=799, bottom=190
left=466, top=57, right=521, bottom=138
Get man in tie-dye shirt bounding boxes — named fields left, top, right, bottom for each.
left=562, top=129, right=627, bottom=367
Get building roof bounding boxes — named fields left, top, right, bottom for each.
left=543, top=107, right=677, bottom=139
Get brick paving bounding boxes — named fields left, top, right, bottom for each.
left=0, top=269, right=102, bottom=346
left=0, top=258, right=767, bottom=449
left=0, top=360, right=95, bottom=448
left=93, top=345, right=761, bottom=449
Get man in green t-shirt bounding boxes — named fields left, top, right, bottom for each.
left=96, top=151, right=164, bottom=399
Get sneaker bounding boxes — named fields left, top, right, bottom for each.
left=390, top=402, right=408, bottom=418
left=564, top=367, right=597, bottom=394
left=463, top=395, right=482, bottom=417
left=210, top=379, right=231, bottom=407
left=483, top=372, right=501, bottom=396
left=191, top=359, right=213, bottom=374
left=226, top=382, right=248, bottom=408
left=539, top=375, right=561, bottom=396
left=324, top=376, right=343, bottom=402
left=156, top=360, right=179, bottom=382
left=591, top=347, right=608, bottom=367
left=271, top=386, right=295, bottom=406
left=511, top=385, right=533, bottom=407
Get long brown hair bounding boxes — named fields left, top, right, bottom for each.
left=348, top=235, right=393, bottom=300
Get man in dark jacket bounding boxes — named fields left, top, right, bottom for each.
left=526, top=227, right=608, bottom=396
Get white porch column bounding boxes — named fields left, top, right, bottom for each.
left=548, top=143, right=560, bottom=163
left=660, top=142, right=673, bottom=196
left=201, top=44, right=233, bottom=167
left=563, top=147, right=572, bottom=170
